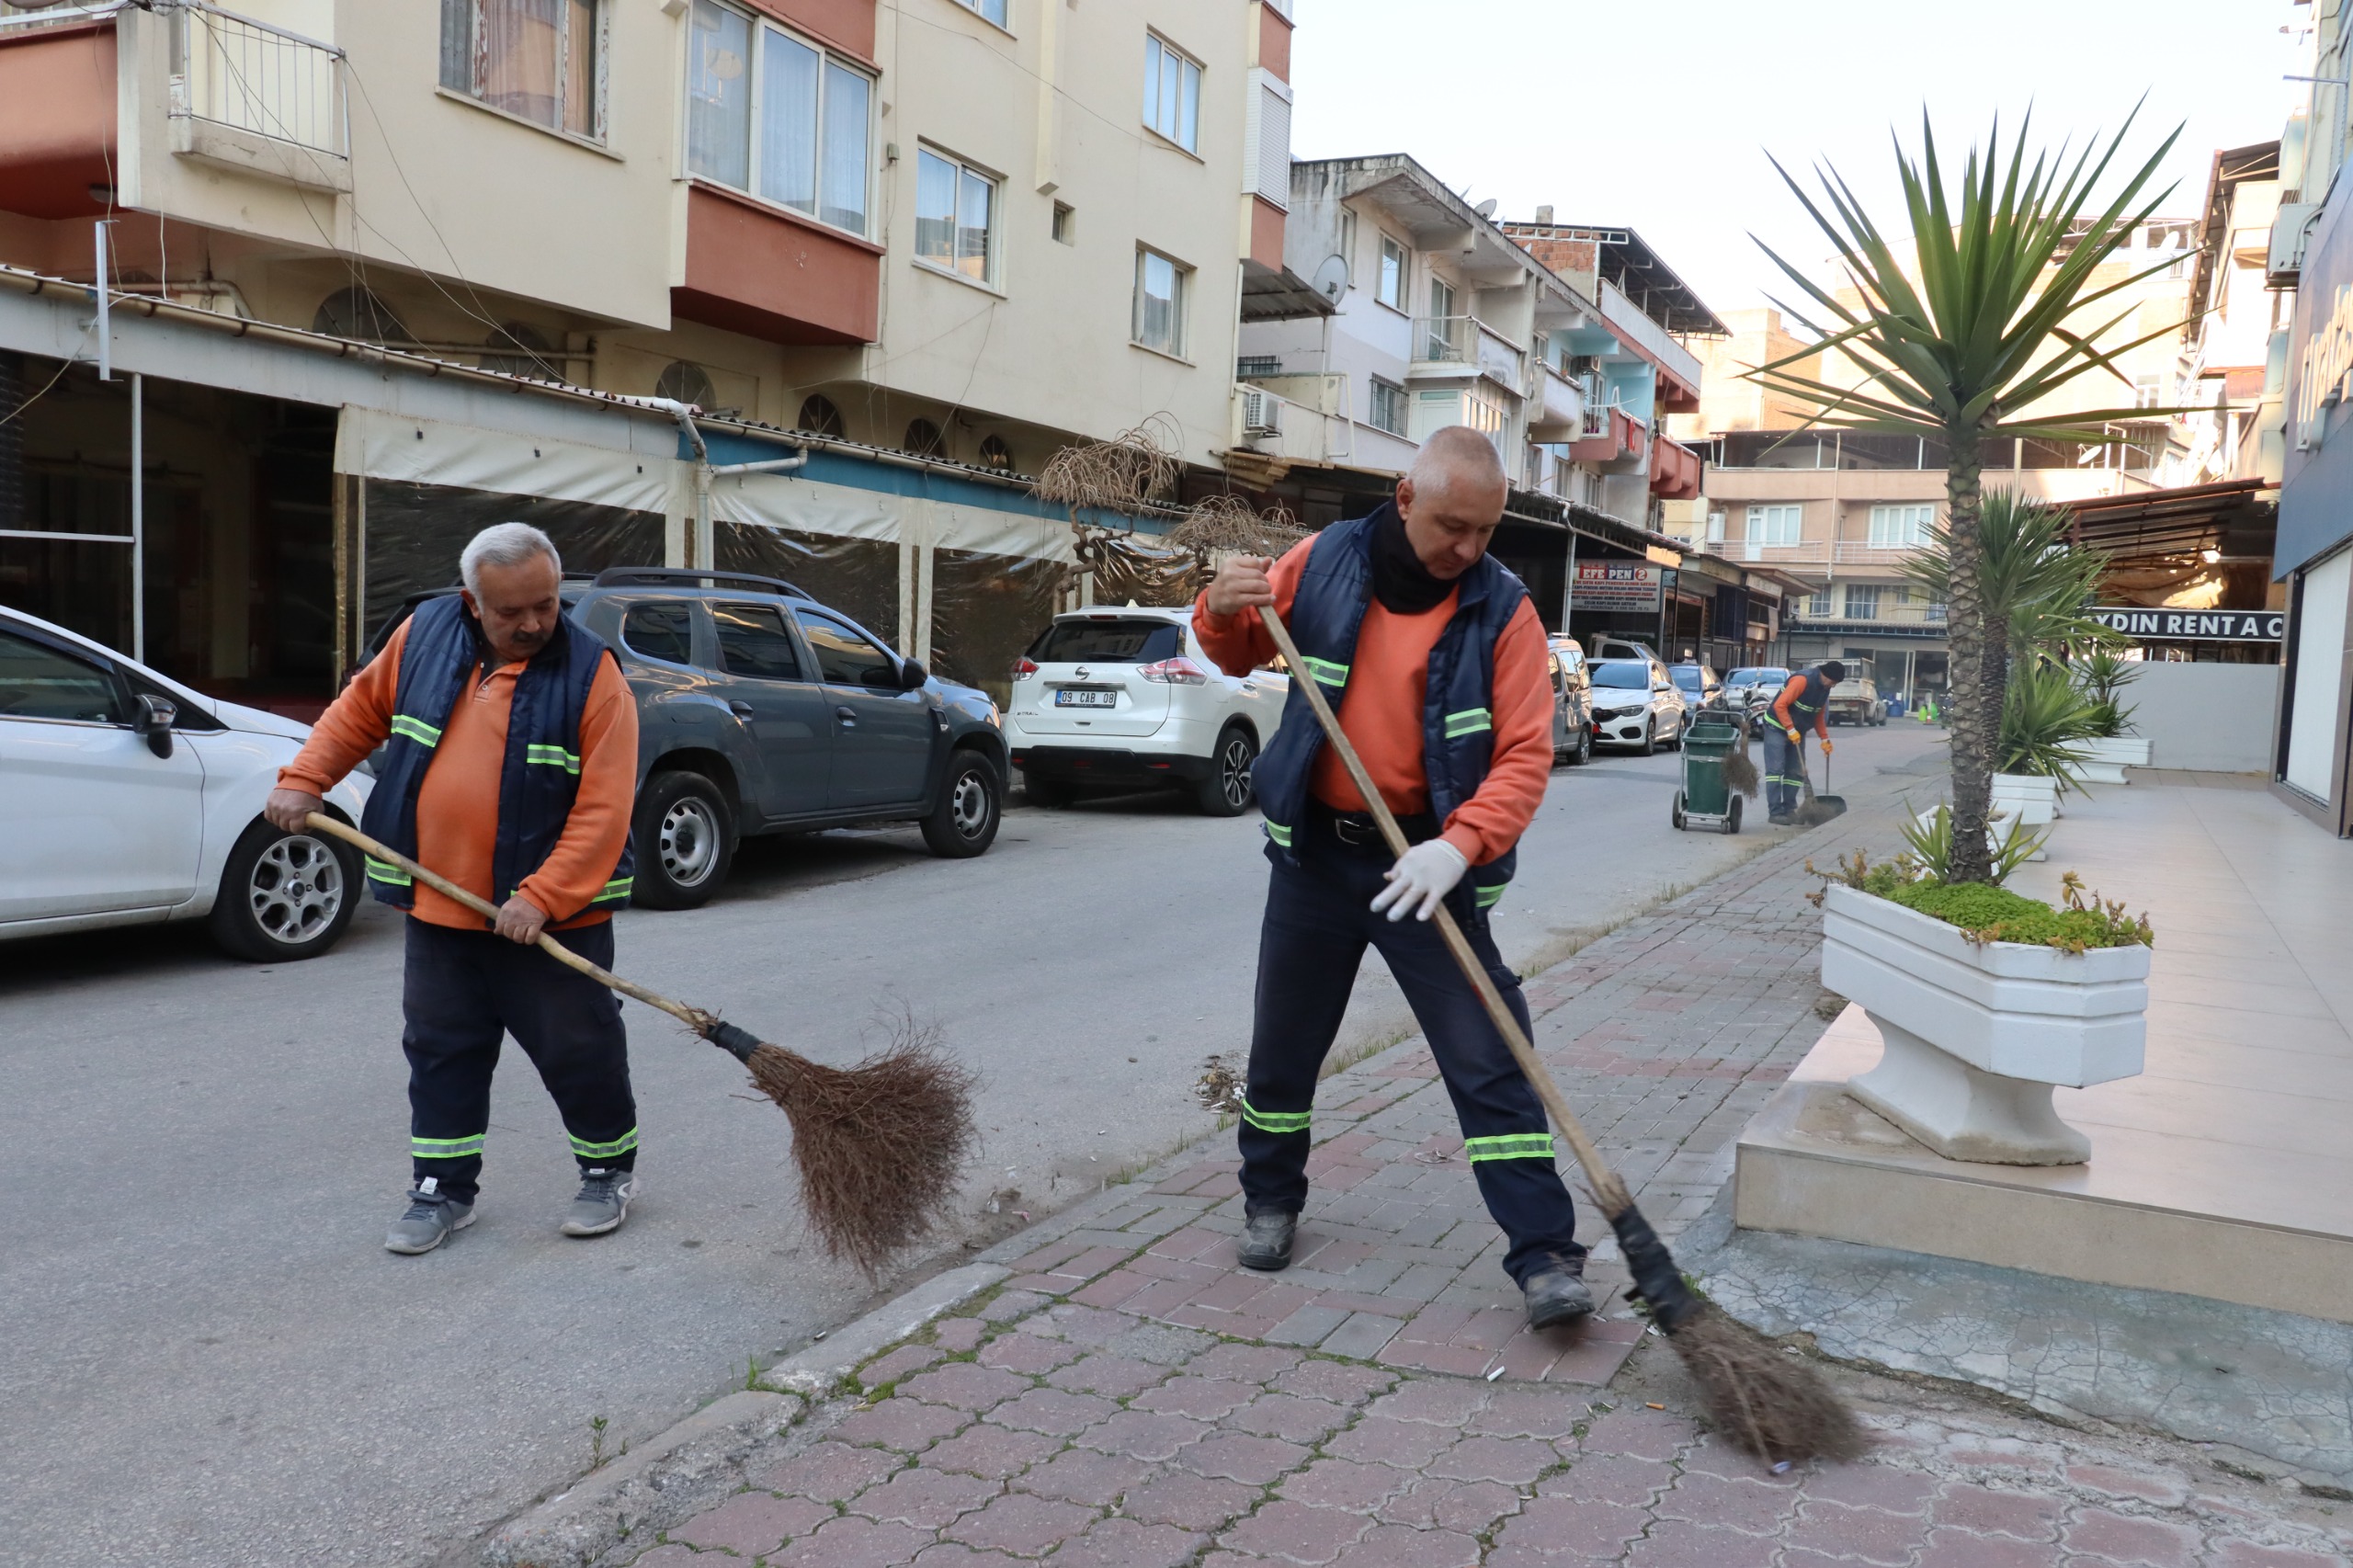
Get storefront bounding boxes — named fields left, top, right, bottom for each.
left=2271, top=175, right=2353, bottom=832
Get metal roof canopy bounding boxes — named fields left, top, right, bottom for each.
left=2061, top=478, right=2277, bottom=561
left=1541, top=226, right=1729, bottom=338
left=2188, top=141, right=2281, bottom=338
left=1240, top=258, right=1339, bottom=324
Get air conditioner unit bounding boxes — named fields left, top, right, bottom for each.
left=1568, top=355, right=1598, bottom=377
left=1241, top=388, right=1283, bottom=438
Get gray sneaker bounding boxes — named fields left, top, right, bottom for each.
left=561, top=1169, right=638, bottom=1237
left=385, top=1180, right=475, bottom=1255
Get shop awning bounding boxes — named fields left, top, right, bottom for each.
left=2060, top=479, right=2277, bottom=562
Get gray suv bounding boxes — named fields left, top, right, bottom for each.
left=361, top=568, right=1007, bottom=909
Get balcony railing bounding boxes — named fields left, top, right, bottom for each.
left=1722, top=539, right=1830, bottom=565
left=171, top=2, right=346, bottom=159
left=1833, top=540, right=1929, bottom=565
left=1790, top=599, right=1949, bottom=627
left=1410, top=315, right=1526, bottom=392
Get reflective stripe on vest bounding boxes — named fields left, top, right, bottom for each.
left=525, top=743, right=582, bottom=775
left=366, top=856, right=414, bottom=887
left=1264, top=822, right=1294, bottom=848
left=1464, top=1132, right=1554, bottom=1163
left=389, top=714, right=442, bottom=747
left=1443, top=707, right=1493, bottom=740
left=1300, top=655, right=1350, bottom=689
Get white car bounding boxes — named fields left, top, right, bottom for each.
left=1586, top=656, right=1688, bottom=755
left=1006, top=606, right=1288, bottom=814
left=0, top=607, right=372, bottom=960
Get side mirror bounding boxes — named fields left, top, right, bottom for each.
left=134, top=693, right=176, bottom=758
left=899, top=659, right=929, bottom=690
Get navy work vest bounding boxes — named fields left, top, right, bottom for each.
left=1252, top=506, right=1530, bottom=914
left=357, top=594, right=635, bottom=919
left=1780, top=666, right=1835, bottom=726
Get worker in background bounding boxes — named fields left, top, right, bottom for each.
left=266, top=523, right=641, bottom=1255
left=1193, top=426, right=1594, bottom=1330
left=1766, top=660, right=1846, bottom=824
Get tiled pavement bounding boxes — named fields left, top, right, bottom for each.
left=606, top=768, right=2353, bottom=1564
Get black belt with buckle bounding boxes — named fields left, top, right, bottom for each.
left=1310, top=801, right=1437, bottom=849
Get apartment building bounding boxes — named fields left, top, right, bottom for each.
left=1668, top=222, right=2201, bottom=702
left=0, top=0, right=1307, bottom=710
left=1224, top=157, right=1750, bottom=652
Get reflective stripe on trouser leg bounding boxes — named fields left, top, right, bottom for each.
left=1762, top=731, right=1803, bottom=816
left=1237, top=854, right=1370, bottom=1216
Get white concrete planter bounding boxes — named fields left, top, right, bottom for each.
left=1990, top=771, right=2060, bottom=825
left=1818, top=883, right=2149, bottom=1165
left=2073, top=735, right=2153, bottom=786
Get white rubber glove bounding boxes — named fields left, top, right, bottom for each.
left=1370, top=838, right=1471, bottom=923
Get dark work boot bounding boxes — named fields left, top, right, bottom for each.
left=1236, top=1211, right=1297, bottom=1271
left=1523, top=1256, right=1597, bottom=1329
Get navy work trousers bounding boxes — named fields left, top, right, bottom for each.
left=402, top=916, right=638, bottom=1204
left=1238, top=822, right=1583, bottom=1286
left=1764, top=729, right=1806, bottom=818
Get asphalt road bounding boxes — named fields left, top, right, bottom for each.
left=0, top=721, right=1943, bottom=1567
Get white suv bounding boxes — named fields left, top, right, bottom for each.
left=1006, top=607, right=1288, bottom=814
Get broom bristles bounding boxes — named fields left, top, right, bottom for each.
left=733, top=1018, right=979, bottom=1278
left=1665, top=1305, right=1864, bottom=1464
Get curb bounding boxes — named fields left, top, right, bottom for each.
left=758, top=1262, right=1010, bottom=1395
left=481, top=1390, right=805, bottom=1568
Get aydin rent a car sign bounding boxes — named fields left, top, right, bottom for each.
left=1574, top=562, right=1664, bottom=612
left=2088, top=607, right=2284, bottom=642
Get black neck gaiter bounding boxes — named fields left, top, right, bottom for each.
left=1370, top=506, right=1456, bottom=615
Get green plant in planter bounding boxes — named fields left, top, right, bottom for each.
left=1806, top=857, right=2154, bottom=952
left=1999, top=662, right=2100, bottom=790
left=1901, top=802, right=2048, bottom=885
left=2075, top=649, right=2140, bottom=739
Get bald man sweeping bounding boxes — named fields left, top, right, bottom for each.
left=1194, top=426, right=1592, bottom=1328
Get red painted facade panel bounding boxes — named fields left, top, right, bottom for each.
left=1249, top=196, right=1286, bottom=273
left=738, top=0, right=876, bottom=63
left=0, top=23, right=118, bottom=221
left=1257, top=3, right=1292, bottom=82
left=675, top=182, right=881, bottom=347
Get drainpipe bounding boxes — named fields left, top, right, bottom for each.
left=645, top=397, right=809, bottom=568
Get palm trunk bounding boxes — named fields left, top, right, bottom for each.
left=1942, top=446, right=1994, bottom=883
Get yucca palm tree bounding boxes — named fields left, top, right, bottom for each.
left=1748, top=114, right=2180, bottom=881
left=1902, top=490, right=2120, bottom=700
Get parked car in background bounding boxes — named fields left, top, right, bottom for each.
left=1547, top=635, right=1593, bottom=767
left=1587, top=656, right=1688, bottom=755
left=1721, top=666, right=1791, bottom=715
left=1588, top=636, right=1663, bottom=665
left=1668, top=663, right=1723, bottom=715
left=1829, top=676, right=1886, bottom=725
left=363, top=569, right=1009, bottom=910
left=0, top=606, right=374, bottom=960
left=1006, top=607, right=1287, bottom=814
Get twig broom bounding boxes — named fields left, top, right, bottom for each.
left=305, top=814, right=977, bottom=1277
left=1252, top=609, right=1859, bottom=1464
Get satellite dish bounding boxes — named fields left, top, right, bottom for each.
left=1311, top=253, right=1351, bottom=300
left=1474, top=198, right=1499, bottom=219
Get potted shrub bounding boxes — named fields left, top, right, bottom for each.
left=1993, top=663, right=2099, bottom=824
left=2073, top=650, right=2149, bottom=784
left=1811, top=850, right=2153, bottom=1165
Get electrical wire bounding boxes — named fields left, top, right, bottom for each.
left=0, top=329, right=97, bottom=430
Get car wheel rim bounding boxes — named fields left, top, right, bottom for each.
left=950, top=770, right=991, bottom=837
left=659, top=798, right=720, bottom=886
left=1222, top=739, right=1254, bottom=807
left=249, top=835, right=344, bottom=945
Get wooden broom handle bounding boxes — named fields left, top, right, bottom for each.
left=1256, top=605, right=1633, bottom=1216
left=302, top=812, right=705, bottom=1030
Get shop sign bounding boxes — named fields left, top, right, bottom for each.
left=2088, top=607, right=2284, bottom=642
left=1574, top=561, right=1664, bottom=612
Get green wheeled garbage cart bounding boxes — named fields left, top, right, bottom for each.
left=1672, top=714, right=1744, bottom=835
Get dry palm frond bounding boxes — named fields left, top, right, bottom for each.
left=1034, top=425, right=1183, bottom=524
left=1169, top=494, right=1307, bottom=561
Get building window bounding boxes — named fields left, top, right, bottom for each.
left=977, top=435, right=1015, bottom=472
left=1143, top=33, right=1202, bottom=153
left=1804, top=590, right=1833, bottom=619
left=1133, top=248, right=1191, bottom=357
left=313, top=287, right=415, bottom=345
left=950, top=0, right=1008, bottom=27
left=1338, top=208, right=1358, bottom=274
left=904, top=418, right=946, bottom=459
left=1867, top=504, right=1935, bottom=547
left=916, top=148, right=998, bottom=284
left=1844, top=584, right=1883, bottom=620
left=686, top=0, right=872, bottom=237
left=1051, top=201, right=1074, bottom=244
left=480, top=321, right=558, bottom=378
left=1745, top=505, right=1802, bottom=548
left=656, top=360, right=717, bottom=409
left=1377, top=236, right=1406, bottom=310
left=442, top=0, right=605, bottom=140
left=1370, top=377, right=1407, bottom=437
left=797, top=394, right=845, bottom=437
left=1428, top=276, right=1458, bottom=321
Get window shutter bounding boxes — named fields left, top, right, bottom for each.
left=1245, top=70, right=1292, bottom=210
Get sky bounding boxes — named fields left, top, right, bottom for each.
left=1288, top=0, right=2311, bottom=324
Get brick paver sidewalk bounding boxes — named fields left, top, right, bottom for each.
left=607, top=767, right=2352, bottom=1565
